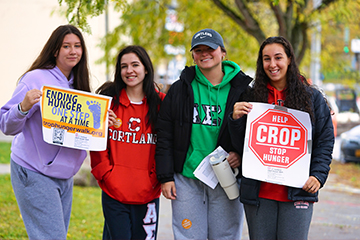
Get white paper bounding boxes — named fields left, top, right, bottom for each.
left=193, top=146, right=229, bottom=189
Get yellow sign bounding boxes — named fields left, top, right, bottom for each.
left=41, top=85, right=112, bottom=151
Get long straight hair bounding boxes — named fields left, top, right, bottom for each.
left=19, top=25, right=90, bottom=92
left=96, top=45, right=161, bottom=130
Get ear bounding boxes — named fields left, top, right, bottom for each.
left=54, top=51, right=58, bottom=58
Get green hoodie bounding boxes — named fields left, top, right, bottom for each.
left=181, top=60, right=241, bottom=179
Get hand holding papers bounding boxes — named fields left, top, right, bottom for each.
left=193, top=146, right=228, bottom=189
left=194, top=146, right=239, bottom=199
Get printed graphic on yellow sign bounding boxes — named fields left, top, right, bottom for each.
left=41, top=85, right=112, bottom=151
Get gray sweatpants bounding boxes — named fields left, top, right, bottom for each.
left=244, top=198, right=313, bottom=240
left=11, top=160, right=73, bottom=240
left=172, top=173, right=244, bottom=240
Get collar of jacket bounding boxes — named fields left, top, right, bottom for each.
left=179, top=66, right=196, bottom=84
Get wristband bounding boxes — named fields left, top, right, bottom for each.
left=18, top=103, right=29, bottom=115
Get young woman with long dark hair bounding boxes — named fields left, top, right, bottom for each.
left=0, top=24, right=92, bottom=239
left=90, top=45, right=165, bottom=240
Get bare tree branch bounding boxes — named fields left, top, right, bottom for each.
left=77, top=0, right=82, bottom=26
left=270, top=2, right=286, bottom=37
left=211, top=0, right=266, bottom=44
left=297, top=22, right=308, bottom=67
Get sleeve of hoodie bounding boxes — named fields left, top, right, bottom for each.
left=155, top=87, right=176, bottom=183
left=228, top=113, right=248, bottom=158
left=309, top=89, right=334, bottom=188
left=0, top=74, right=38, bottom=135
left=227, top=86, right=252, bottom=157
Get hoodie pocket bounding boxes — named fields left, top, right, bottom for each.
left=104, top=165, right=159, bottom=203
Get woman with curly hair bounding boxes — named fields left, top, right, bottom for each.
left=229, top=36, right=334, bottom=239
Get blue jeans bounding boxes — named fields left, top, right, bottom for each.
left=11, top=159, right=73, bottom=240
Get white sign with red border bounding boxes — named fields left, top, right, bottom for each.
left=242, top=102, right=312, bottom=188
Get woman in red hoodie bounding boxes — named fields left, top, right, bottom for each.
left=90, top=45, right=165, bottom=240
left=229, top=36, right=334, bottom=239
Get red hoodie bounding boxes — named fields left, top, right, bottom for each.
left=258, top=83, right=291, bottom=202
left=90, top=88, right=165, bottom=204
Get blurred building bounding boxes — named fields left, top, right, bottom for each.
left=0, top=0, right=120, bottom=106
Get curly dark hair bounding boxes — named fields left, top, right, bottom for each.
left=96, top=45, right=161, bottom=130
left=251, top=36, right=313, bottom=119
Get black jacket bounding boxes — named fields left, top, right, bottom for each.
left=228, top=87, right=334, bottom=204
left=155, top=66, right=252, bottom=183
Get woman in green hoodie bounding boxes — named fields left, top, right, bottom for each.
left=155, top=29, right=252, bottom=239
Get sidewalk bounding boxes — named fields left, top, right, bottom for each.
left=0, top=131, right=13, bottom=142
left=0, top=163, right=10, bottom=174
left=0, top=132, right=12, bottom=174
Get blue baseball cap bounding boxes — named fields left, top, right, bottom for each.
left=190, top=28, right=225, bottom=51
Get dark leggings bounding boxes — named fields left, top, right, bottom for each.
left=102, top=191, right=159, bottom=240
left=244, top=198, right=313, bottom=240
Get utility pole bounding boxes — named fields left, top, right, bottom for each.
left=105, top=0, right=109, bottom=82
left=310, top=0, right=322, bottom=86
left=352, top=39, right=360, bottom=72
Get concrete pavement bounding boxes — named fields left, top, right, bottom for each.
left=0, top=131, right=12, bottom=174
left=309, top=174, right=360, bottom=240
left=156, top=173, right=360, bottom=240
left=0, top=131, right=13, bottom=142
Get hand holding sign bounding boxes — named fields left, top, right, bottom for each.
left=107, top=109, right=117, bottom=127
left=232, top=102, right=253, bottom=120
left=21, top=89, right=43, bottom=112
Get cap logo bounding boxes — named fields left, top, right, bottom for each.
left=194, top=31, right=213, bottom=39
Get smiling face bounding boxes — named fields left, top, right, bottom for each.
left=120, top=52, right=147, bottom=90
left=55, top=33, right=82, bottom=78
left=262, top=43, right=291, bottom=90
left=192, top=45, right=225, bottom=72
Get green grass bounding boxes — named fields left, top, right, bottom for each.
left=67, top=185, right=103, bottom=239
left=0, top=174, right=26, bottom=239
left=0, top=174, right=104, bottom=239
left=0, top=141, right=104, bottom=239
left=0, top=141, right=11, bottom=164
